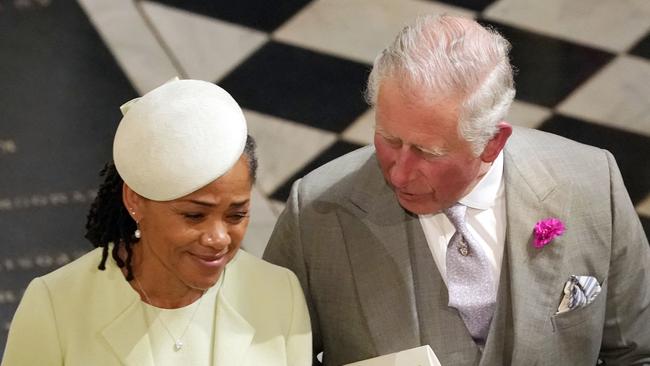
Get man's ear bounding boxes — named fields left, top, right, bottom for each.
left=480, top=121, right=512, bottom=163
left=122, top=183, right=144, bottom=221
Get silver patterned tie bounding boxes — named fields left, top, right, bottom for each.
left=444, top=203, right=496, bottom=344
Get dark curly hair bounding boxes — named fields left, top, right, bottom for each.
left=85, top=135, right=258, bottom=281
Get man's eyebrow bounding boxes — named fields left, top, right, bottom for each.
left=376, top=126, right=446, bottom=155
left=375, top=126, right=397, bottom=139
left=416, top=145, right=448, bottom=156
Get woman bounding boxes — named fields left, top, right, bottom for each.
left=1, top=79, right=311, bottom=366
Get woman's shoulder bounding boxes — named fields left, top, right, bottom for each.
left=230, top=249, right=298, bottom=279
left=22, top=247, right=136, bottom=321
left=225, top=250, right=301, bottom=299
left=221, top=250, right=305, bottom=325
left=35, top=248, right=101, bottom=281
left=29, top=247, right=127, bottom=304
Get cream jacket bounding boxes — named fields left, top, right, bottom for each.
left=2, top=248, right=311, bottom=366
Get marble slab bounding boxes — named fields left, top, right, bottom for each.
left=557, top=55, right=650, bottom=136
left=274, top=0, right=475, bottom=64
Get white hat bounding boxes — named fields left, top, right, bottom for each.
left=113, top=79, right=247, bottom=201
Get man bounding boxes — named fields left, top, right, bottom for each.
left=264, top=14, right=650, bottom=366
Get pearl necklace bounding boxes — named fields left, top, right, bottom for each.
left=134, top=270, right=225, bottom=351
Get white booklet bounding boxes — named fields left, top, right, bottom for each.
left=343, top=345, right=442, bottom=366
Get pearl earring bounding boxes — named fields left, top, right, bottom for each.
left=129, top=208, right=141, bottom=239
left=134, top=222, right=142, bottom=239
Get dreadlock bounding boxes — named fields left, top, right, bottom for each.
left=85, top=135, right=258, bottom=281
left=84, top=162, right=138, bottom=280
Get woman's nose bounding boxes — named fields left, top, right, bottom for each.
left=200, top=222, right=231, bottom=248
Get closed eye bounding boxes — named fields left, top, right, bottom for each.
left=183, top=213, right=205, bottom=221
left=381, top=134, right=402, bottom=148
left=227, top=212, right=249, bottom=224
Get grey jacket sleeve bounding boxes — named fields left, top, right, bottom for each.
left=599, top=151, right=650, bottom=365
left=264, top=179, right=324, bottom=366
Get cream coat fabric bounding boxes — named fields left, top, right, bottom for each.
left=2, top=248, right=311, bottom=366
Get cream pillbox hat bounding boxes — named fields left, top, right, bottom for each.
left=113, top=79, right=247, bottom=201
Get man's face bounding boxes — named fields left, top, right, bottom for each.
left=374, top=80, right=487, bottom=215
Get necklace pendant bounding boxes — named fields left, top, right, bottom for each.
left=174, top=340, right=183, bottom=351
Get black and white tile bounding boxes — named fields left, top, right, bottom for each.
left=631, top=32, right=650, bottom=59
left=539, top=114, right=650, bottom=204
left=219, top=40, right=371, bottom=133
left=273, top=0, right=475, bottom=64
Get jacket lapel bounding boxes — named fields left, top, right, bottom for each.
left=502, top=130, right=572, bottom=364
left=212, top=290, right=255, bottom=366
left=341, top=155, right=420, bottom=355
left=101, top=297, right=155, bottom=366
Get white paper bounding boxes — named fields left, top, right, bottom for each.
left=343, top=345, right=442, bottom=366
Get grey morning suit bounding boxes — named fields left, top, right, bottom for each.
left=264, top=127, right=650, bottom=366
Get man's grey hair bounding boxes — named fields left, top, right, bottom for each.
left=366, top=14, right=516, bottom=156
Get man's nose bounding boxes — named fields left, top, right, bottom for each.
left=390, top=146, right=416, bottom=188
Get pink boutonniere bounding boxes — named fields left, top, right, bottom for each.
left=533, top=218, right=565, bottom=248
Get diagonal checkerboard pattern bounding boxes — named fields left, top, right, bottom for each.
left=1, top=0, right=649, bottom=353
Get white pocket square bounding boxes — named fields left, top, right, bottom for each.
left=556, top=275, right=601, bottom=314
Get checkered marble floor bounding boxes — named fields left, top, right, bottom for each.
left=1, top=0, right=649, bottom=350
left=80, top=0, right=650, bottom=252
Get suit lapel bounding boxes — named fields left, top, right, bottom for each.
left=502, top=131, right=572, bottom=364
left=101, top=297, right=155, bottom=366
left=341, top=156, right=420, bottom=355
left=99, top=258, right=156, bottom=366
left=212, top=259, right=255, bottom=366
left=212, top=291, right=255, bottom=366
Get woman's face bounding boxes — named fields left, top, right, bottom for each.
left=125, top=156, right=252, bottom=296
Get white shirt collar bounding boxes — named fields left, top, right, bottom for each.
left=458, top=150, right=504, bottom=210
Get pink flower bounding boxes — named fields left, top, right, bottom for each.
left=533, top=218, right=565, bottom=248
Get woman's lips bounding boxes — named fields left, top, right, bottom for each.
left=189, top=248, right=229, bottom=267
